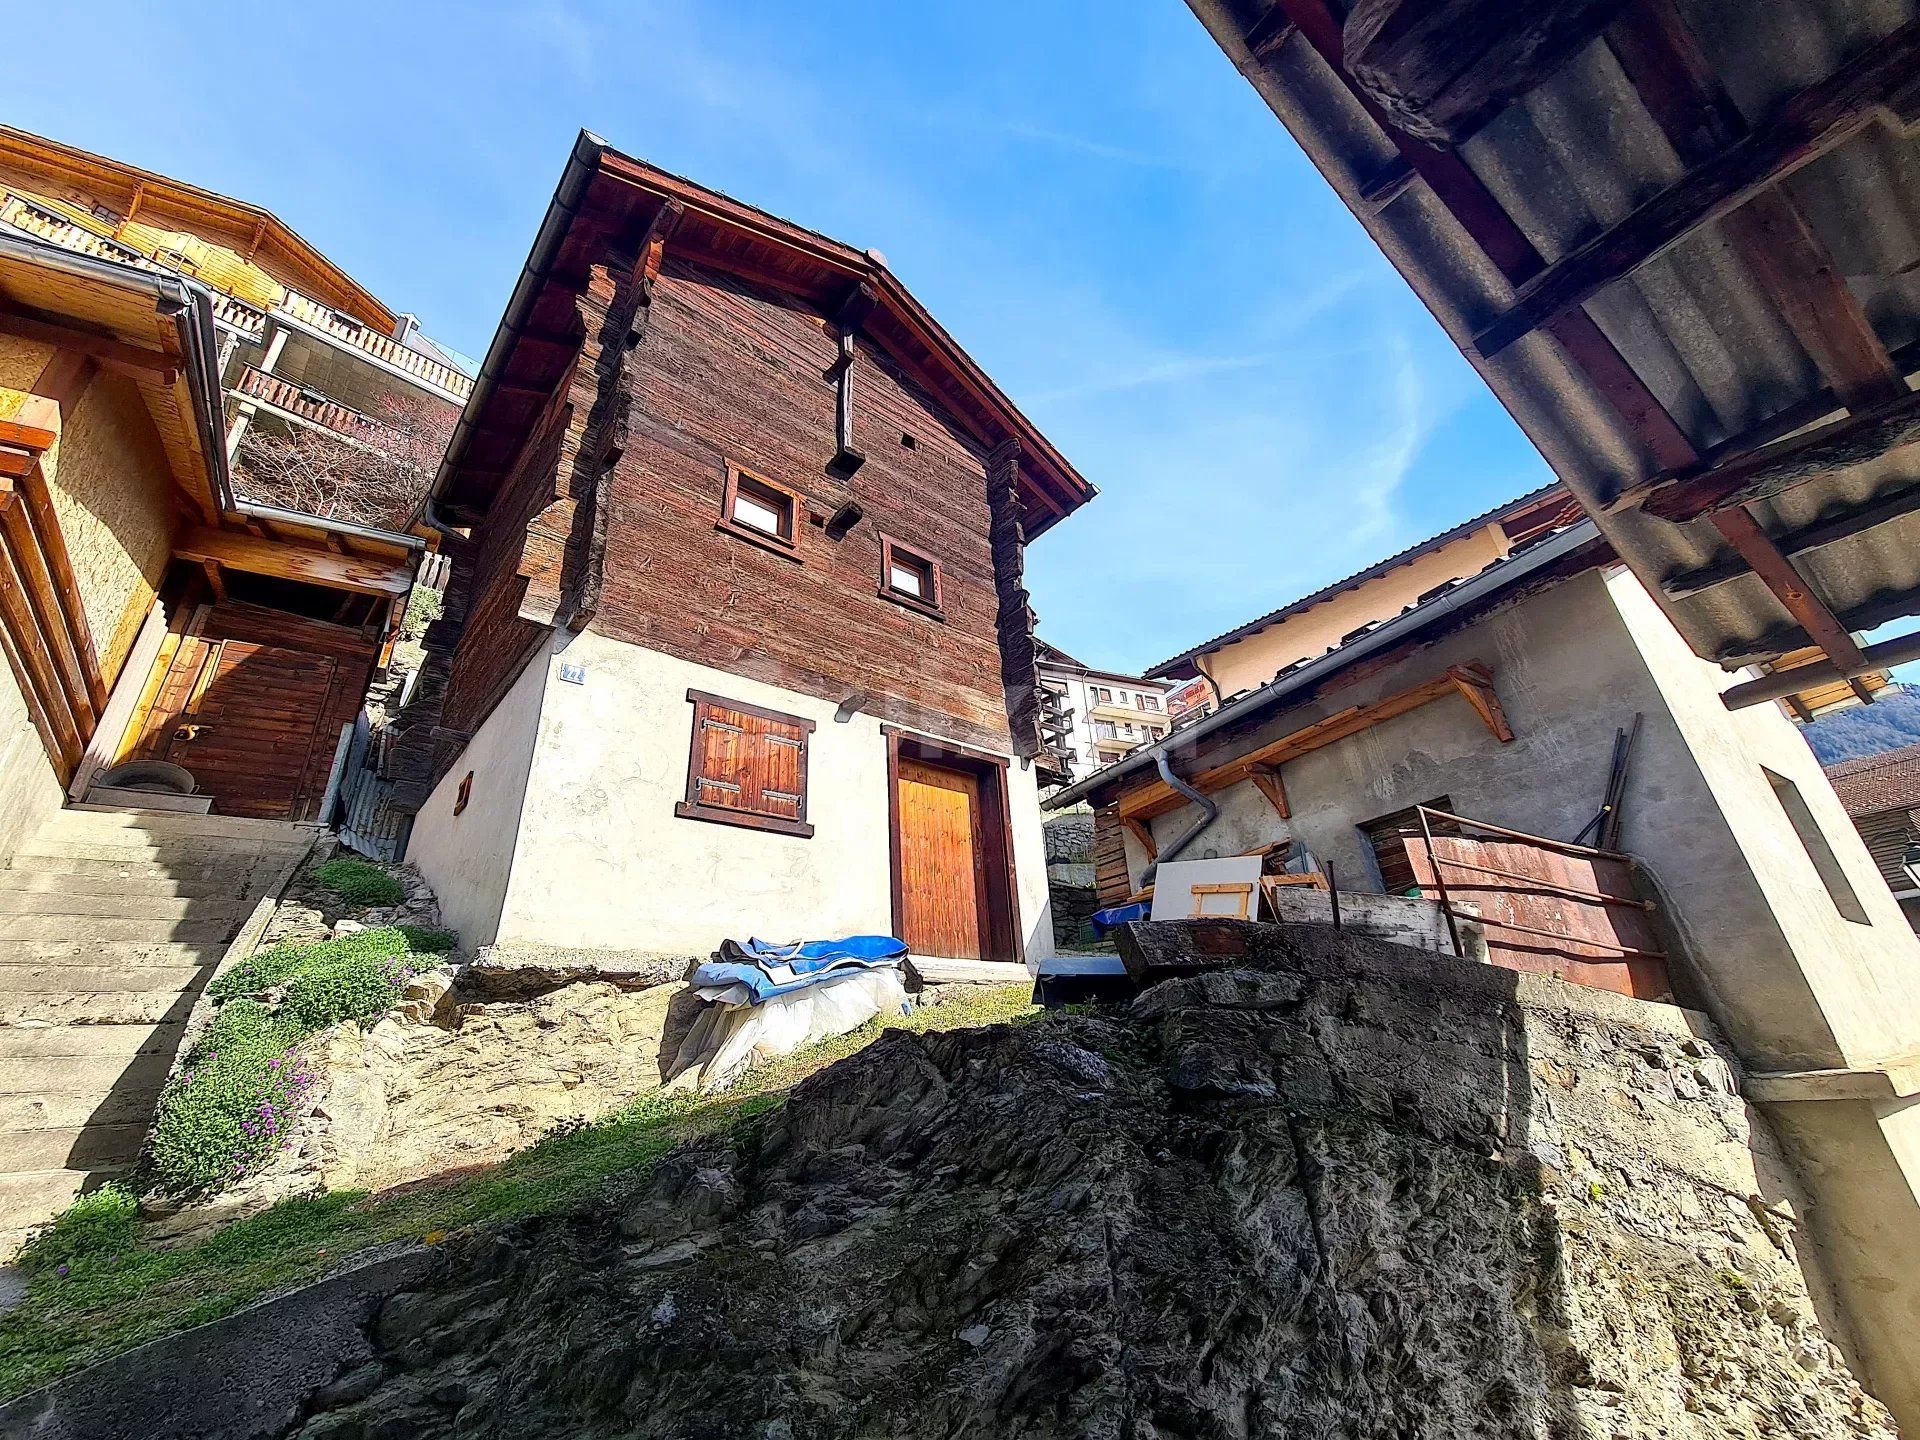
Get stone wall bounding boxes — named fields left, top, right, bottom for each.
left=17, top=920, right=1894, bottom=1437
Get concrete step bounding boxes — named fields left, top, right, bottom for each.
left=0, top=914, right=239, bottom=944
left=0, top=868, right=254, bottom=900
left=0, top=1021, right=185, bottom=1060
left=0, top=891, right=252, bottom=922
left=47, top=809, right=321, bottom=844
left=0, top=939, right=226, bottom=970
left=0, top=989, right=200, bottom=1026
left=12, top=838, right=309, bottom=867
left=0, top=966, right=205, bottom=998
left=0, top=1167, right=132, bottom=1235
left=0, top=1123, right=146, bottom=1173
left=0, top=1050, right=175, bottom=1097
left=0, top=1084, right=165, bottom=1130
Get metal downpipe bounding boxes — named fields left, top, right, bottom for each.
left=1139, top=749, right=1218, bottom=887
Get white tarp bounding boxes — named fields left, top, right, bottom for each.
left=667, top=968, right=909, bottom=1094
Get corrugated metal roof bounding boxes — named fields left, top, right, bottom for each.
left=1185, top=0, right=1920, bottom=671
left=1047, top=515, right=1601, bottom=809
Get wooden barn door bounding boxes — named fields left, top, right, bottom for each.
left=127, top=636, right=338, bottom=819
left=895, top=756, right=989, bottom=960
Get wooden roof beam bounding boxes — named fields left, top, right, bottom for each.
left=1708, top=507, right=1868, bottom=673
left=1607, top=2, right=1905, bottom=414
left=1634, top=384, right=1920, bottom=521
left=1473, top=17, right=1920, bottom=358
left=173, top=525, right=413, bottom=599
left=0, top=307, right=176, bottom=376
left=1661, top=480, right=1920, bottom=600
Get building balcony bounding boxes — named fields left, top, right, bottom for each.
left=1, top=190, right=472, bottom=405
left=231, top=365, right=399, bottom=449
left=1090, top=698, right=1160, bottom=723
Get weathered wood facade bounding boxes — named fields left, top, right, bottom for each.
left=399, top=135, right=1095, bottom=965
left=406, top=138, right=1094, bottom=805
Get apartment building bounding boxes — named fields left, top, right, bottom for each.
left=0, top=126, right=472, bottom=495
left=1036, top=641, right=1174, bottom=785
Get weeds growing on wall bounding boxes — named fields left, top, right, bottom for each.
left=152, top=929, right=431, bottom=1194
left=310, top=857, right=405, bottom=908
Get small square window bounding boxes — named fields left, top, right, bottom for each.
left=877, top=534, right=943, bottom=619
left=719, top=464, right=802, bottom=559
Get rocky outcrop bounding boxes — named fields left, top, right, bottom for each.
left=11, top=923, right=1894, bottom=1438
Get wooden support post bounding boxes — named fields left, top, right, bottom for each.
left=1248, top=764, right=1291, bottom=819
left=1121, top=814, right=1159, bottom=863
left=200, top=558, right=228, bottom=603
left=1447, top=662, right=1514, bottom=742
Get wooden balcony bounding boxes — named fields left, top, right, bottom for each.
left=1, top=190, right=470, bottom=403
left=274, top=293, right=471, bottom=400
left=232, top=366, right=396, bottom=448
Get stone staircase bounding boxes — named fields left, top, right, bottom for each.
left=0, top=807, right=316, bottom=1252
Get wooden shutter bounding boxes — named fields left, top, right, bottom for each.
left=676, top=688, right=816, bottom=837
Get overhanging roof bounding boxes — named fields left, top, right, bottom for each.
left=432, top=132, right=1096, bottom=540
left=0, top=230, right=230, bottom=520
left=1184, top=0, right=1920, bottom=688
left=1146, top=483, right=1572, bottom=678
left=0, top=125, right=393, bottom=330
left=1048, top=515, right=1605, bottom=810
left=1827, top=740, right=1920, bottom=818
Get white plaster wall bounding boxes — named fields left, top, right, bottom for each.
left=1605, top=568, right=1920, bottom=1070
left=485, top=630, right=1054, bottom=966
left=404, top=641, right=552, bottom=947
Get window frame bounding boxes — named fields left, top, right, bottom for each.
left=675, top=688, right=817, bottom=838
left=718, top=463, right=804, bottom=561
left=876, top=533, right=945, bottom=619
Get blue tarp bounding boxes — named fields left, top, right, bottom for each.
left=692, top=934, right=908, bottom=1006
left=1090, top=902, right=1149, bottom=932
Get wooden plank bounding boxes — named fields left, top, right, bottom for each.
left=1607, top=3, right=1905, bottom=413
left=1474, top=17, right=1920, bottom=357
left=1661, top=481, right=1920, bottom=599
left=0, top=308, right=176, bottom=375
left=1448, top=662, right=1514, bottom=742
left=0, top=417, right=57, bottom=452
left=1118, top=664, right=1506, bottom=822
left=0, top=491, right=81, bottom=772
left=1344, top=0, right=1625, bottom=144
left=15, top=456, right=106, bottom=714
left=1637, top=385, right=1920, bottom=520
left=0, top=484, right=96, bottom=732
left=1708, top=508, right=1869, bottom=670
left=1248, top=764, right=1291, bottom=819
left=172, top=525, right=413, bottom=598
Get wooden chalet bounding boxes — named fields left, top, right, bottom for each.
left=397, top=133, right=1096, bottom=966
left=0, top=231, right=422, bottom=842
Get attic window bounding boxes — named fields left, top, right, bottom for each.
left=719, top=464, right=802, bottom=560
left=878, top=535, right=943, bottom=619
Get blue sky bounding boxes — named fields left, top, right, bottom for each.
left=3, top=0, right=1557, bottom=676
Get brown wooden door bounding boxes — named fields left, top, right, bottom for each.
left=130, top=636, right=337, bottom=819
left=896, top=756, right=988, bottom=959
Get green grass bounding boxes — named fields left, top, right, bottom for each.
left=0, top=983, right=1038, bottom=1401
left=310, top=857, right=404, bottom=909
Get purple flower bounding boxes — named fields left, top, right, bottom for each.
left=55, top=1264, right=68, bottom=1277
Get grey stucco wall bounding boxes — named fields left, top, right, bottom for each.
left=1139, top=567, right=1920, bottom=1074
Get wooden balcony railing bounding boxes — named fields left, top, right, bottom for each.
left=234, top=366, right=396, bottom=447
left=211, top=292, right=268, bottom=339
left=0, top=195, right=155, bottom=272
left=2, top=191, right=472, bottom=403
left=275, top=292, right=472, bottom=399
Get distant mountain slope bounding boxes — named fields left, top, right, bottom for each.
left=1800, top=685, right=1920, bottom=764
